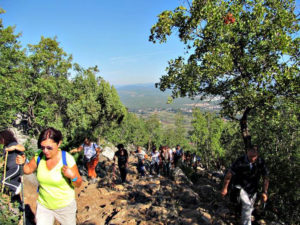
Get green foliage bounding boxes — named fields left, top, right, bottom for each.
left=221, top=98, right=300, bottom=223
left=150, top=3, right=299, bottom=222
left=162, top=113, right=190, bottom=148
left=248, top=98, right=300, bottom=223
left=0, top=10, right=127, bottom=149
left=190, top=109, right=226, bottom=169
left=145, top=114, right=163, bottom=150
left=150, top=0, right=299, bottom=149
left=0, top=9, right=26, bottom=128
left=0, top=193, right=20, bottom=225
left=104, top=111, right=149, bottom=147
left=220, top=119, right=244, bottom=165
left=0, top=144, right=20, bottom=224
left=150, top=0, right=299, bottom=121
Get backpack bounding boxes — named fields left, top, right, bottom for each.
left=83, top=143, right=98, bottom=162
left=36, top=150, right=67, bottom=167
left=36, top=150, right=68, bottom=192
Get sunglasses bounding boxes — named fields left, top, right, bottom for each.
left=41, top=146, right=53, bottom=151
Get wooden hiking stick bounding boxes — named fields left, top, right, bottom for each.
left=1, top=150, right=8, bottom=193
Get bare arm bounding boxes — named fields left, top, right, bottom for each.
left=221, top=171, right=232, bottom=197
left=112, top=156, right=116, bottom=177
left=96, top=147, right=101, bottom=155
left=16, top=155, right=37, bottom=174
left=6, top=144, right=25, bottom=152
left=61, top=164, right=82, bottom=188
left=70, top=146, right=83, bottom=154
left=262, top=176, right=269, bottom=202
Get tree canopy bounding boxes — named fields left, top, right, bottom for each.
left=150, top=0, right=299, bottom=148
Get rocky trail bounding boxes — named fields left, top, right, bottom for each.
left=22, top=154, right=269, bottom=225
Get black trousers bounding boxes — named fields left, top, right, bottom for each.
left=2, top=165, right=21, bottom=195
left=119, top=166, right=127, bottom=183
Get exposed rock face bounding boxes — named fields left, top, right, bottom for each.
left=9, top=127, right=37, bottom=151
left=101, top=146, right=117, bottom=161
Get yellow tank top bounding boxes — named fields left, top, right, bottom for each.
left=35, top=150, right=76, bottom=209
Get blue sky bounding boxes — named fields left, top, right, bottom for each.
left=1, top=0, right=186, bottom=85
left=1, top=0, right=299, bottom=86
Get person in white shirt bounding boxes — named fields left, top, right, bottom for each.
left=70, top=137, right=101, bottom=180
left=150, top=146, right=160, bottom=177
left=134, top=146, right=147, bottom=177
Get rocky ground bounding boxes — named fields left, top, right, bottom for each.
left=20, top=152, right=276, bottom=225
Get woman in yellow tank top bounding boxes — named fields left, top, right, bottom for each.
left=16, top=127, right=82, bottom=225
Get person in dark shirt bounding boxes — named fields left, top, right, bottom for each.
left=221, top=145, right=269, bottom=225
left=174, top=144, right=183, bottom=167
left=0, top=129, right=25, bottom=196
left=113, top=144, right=129, bottom=183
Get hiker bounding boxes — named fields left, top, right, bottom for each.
left=191, top=153, right=198, bottom=172
left=160, top=146, right=171, bottom=177
left=134, top=146, right=147, bottom=177
left=0, top=129, right=25, bottom=196
left=184, top=151, right=192, bottom=167
left=113, top=144, right=129, bottom=183
left=173, top=144, right=183, bottom=167
left=168, top=146, right=174, bottom=169
left=149, top=146, right=160, bottom=177
left=16, top=127, right=82, bottom=225
left=70, top=137, right=101, bottom=181
left=221, top=145, right=269, bottom=225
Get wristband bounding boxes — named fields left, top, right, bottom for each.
left=71, top=176, right=78, bottom=182
left=263, top=191, right=268, bottom=194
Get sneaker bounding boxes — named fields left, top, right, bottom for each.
left=15, top=185, right=21, bottom=195
left=149, top=175, right=153, bottom=178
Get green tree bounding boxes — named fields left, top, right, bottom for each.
left=145, top=114, right=163, bottom=151
left=104, top=112, right=148, bottom=147
left=190, top=109, right=225, bottom=169
left=20, top=36, right=73, bottom=134
left=150, top=0, right=299, bottom=149
left=0, top=8, right=27, bottom=128
left=248, top=99, right=300, bottom=223
left=65, top=64, right=126, bottom=147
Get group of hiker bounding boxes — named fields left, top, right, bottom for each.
left=1, top=127, right=269, bottom=225
left=133, top=144, right=201, bottom=179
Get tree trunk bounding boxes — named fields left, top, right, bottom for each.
left=240, top=107, right=252, bottom=152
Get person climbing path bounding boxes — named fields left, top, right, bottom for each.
left=134, top=146, right=147, bottom=178
left=16, top=127, right=82, bottom=225
left=70, top=137, right=101, bottom=182
left=0, top=129, right=25, bottom=197
left=113, top=144, right=129, bottom=184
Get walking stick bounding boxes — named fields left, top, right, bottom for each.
left=1, top=150, right=8, bottom=193
left=19, top=152, right=26, bottom=225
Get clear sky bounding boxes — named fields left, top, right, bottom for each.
left=1, top=0, right=186, bottom=86
left=1, top=0, right=299, bottom=86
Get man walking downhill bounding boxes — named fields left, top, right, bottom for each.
left=221, top=145, right=269, bottom=225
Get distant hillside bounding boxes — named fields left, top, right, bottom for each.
left=115, top=83, right=221, bottom=113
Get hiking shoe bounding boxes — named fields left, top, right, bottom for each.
left=15, top=185, right=21, bottom=195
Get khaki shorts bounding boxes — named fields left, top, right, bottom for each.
left=36, top=199, right=77, bottom=225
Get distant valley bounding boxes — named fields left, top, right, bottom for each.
left=115, top=83, right=222, bottom=129
left=115, top=83, right=221, bottom=113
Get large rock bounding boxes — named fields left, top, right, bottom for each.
left=9, top=127, right=37, bottom=151
left=173, top=167, right=193, bottom=186
left=102, top=146, right=117, bottom=161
